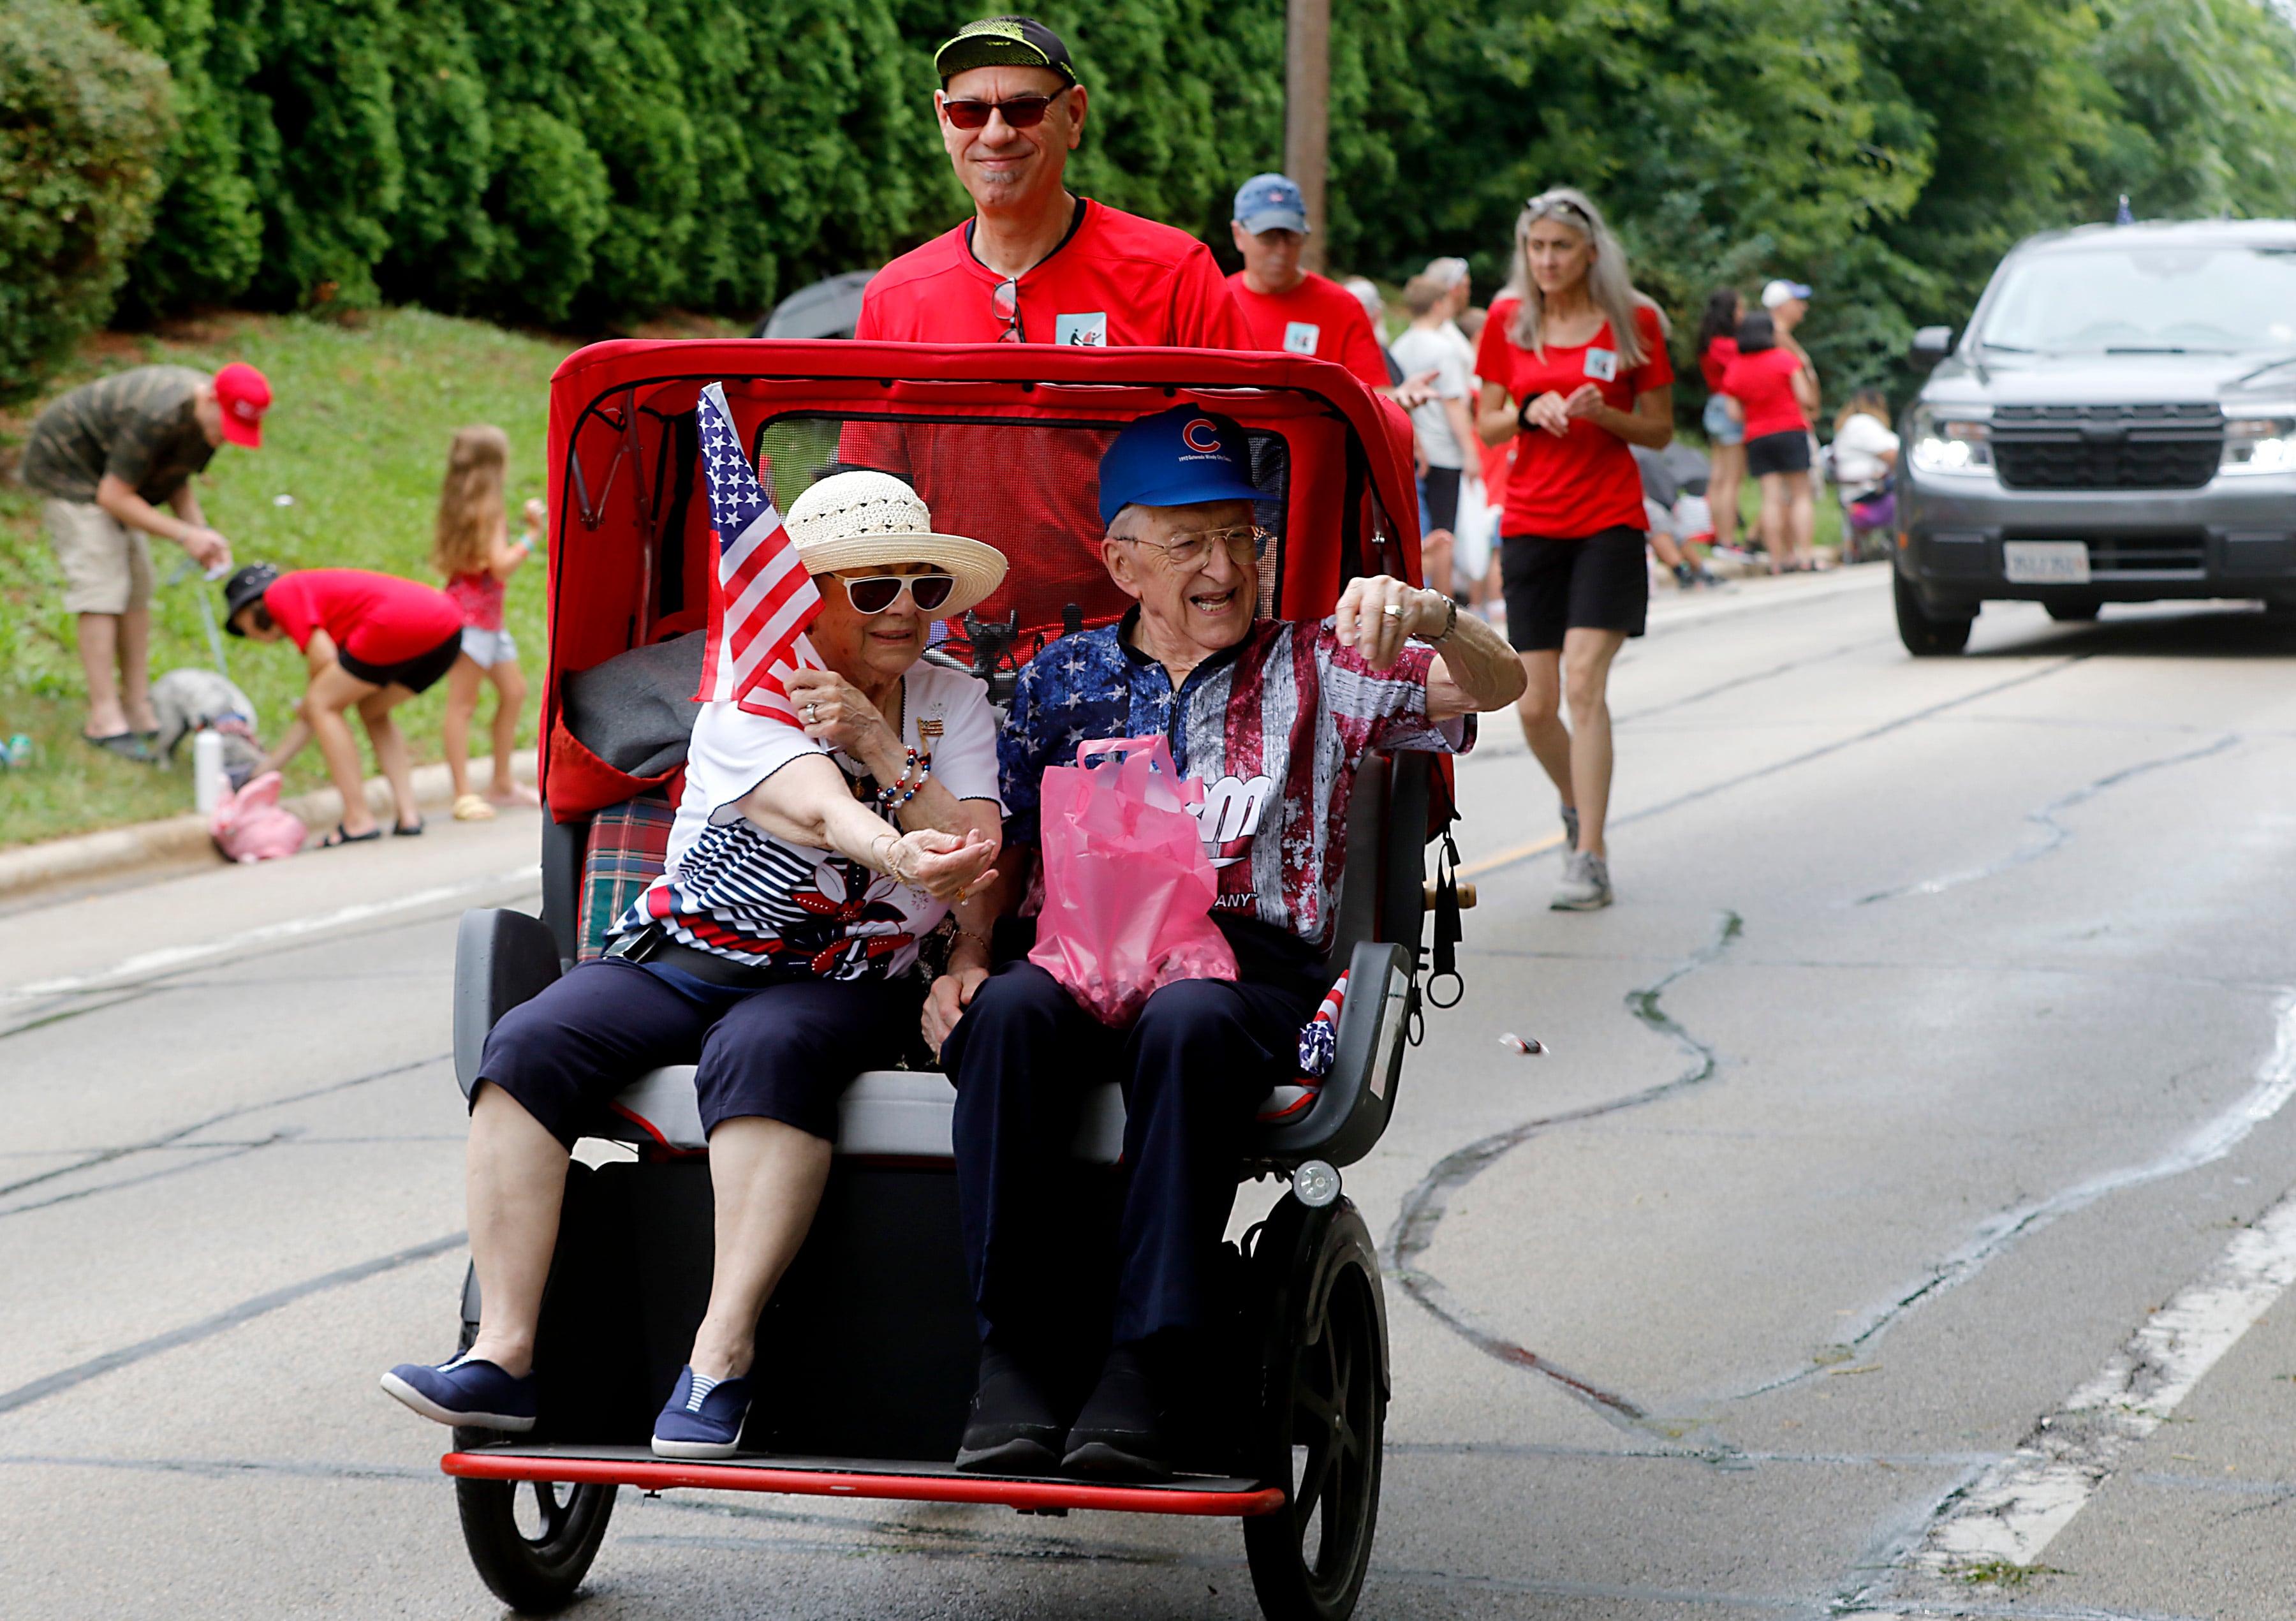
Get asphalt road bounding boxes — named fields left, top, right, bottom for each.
left=6, top=568, right=2296, bottom=1620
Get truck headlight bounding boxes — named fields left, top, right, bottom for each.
left=2221, top=416, right=2296, bottom=475
left=1909, top=406, right=1993, bottom=474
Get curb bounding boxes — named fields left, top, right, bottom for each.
left=0, top=748, right=539, bottom=901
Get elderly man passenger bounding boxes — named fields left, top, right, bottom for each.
left=927, top=408, right=1527, bottom=1479
left=383, top=473, right=1008, bottom=1460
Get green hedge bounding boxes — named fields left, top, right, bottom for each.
left=0, top=0, right=172, bottom=403
left=54, top=0, right=2296, bottom=406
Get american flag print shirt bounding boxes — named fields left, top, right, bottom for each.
left=1000, top=611, right=1473, bottom=950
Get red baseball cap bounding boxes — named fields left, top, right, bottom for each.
left=213, top=362, right=271, bottom=448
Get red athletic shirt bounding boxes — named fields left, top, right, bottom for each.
left=842, top=200, right=1249, bottom=633
left=1699, top=336, right=1739, bottom=392
left=1226, top=271, right=1390, bottom=390
left=263, top=568, right=462, bottom=666
left=853, top=198, right=1248, bottom=349
left=1475, top=301, right=1672, bottom=539
left=1719, top=347, right=1809, bottom=440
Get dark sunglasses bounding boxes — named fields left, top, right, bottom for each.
left=843, top=573, right=957, bottom=615
left=943, top=94, right=1060, bottom=130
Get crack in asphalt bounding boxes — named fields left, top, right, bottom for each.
left=1731, top=993, right=2296, bottom=1405
left=1385, top=912, right=1742, bottom=1439
left=0, top=1229, right=467, bottom=1416
left=0, top=1134, right=295, bottom=1219
left=1853, top=734, right=2241, bottom=906
left=1470, top=656, right=2090, bottom=880
left=0, top=1050, right=449, bottom=1206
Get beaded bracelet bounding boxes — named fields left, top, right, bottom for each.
left=874, top=748, right=922, bottom=810
left=880, top=761, right=930, bottom=811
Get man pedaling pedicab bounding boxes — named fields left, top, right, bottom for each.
left=381, top=473, right=1010, bottom=1459
left=925, top=408, right=1527, bottom=1479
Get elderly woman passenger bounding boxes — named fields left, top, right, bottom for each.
left=383, top=473, right=1008, bottom=1460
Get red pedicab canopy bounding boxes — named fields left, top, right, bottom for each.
left=539, top=340, right=1422, bottom=817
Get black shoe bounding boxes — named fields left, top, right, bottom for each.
left=1061, top=1343, right=1173, bottom=1481
left=955, top=1348, right=1064, bottom=1474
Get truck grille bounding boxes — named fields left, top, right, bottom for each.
left=1990, top=403, right=2223, bottom=491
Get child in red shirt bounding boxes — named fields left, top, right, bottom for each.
left=1718, top=312, right=1820, bottom=572
left=431, top=426, right=541, bottom=821
left=221, top=561, right=463, bottom=844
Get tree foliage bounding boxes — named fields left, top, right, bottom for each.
left=36, top=0, right=2296, bottom=408
left=0, top=0, right=173, bottom=401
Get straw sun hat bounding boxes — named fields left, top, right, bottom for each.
left=784, top=471, right=1006, bottom=619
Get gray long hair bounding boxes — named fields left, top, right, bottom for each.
left=1503, top=187, right=1667, bottom=367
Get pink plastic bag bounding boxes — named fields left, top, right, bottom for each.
left=1029, top=735, right=1238, bottom=1026
left=210, top=771, right=308, bottom=863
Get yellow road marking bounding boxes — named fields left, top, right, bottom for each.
left=1458, top=831, right=1566, bottom=878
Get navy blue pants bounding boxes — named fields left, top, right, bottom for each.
left=943, top=961, right=1318, bottom=1347
left=479, top=957, right=920, bottom=1147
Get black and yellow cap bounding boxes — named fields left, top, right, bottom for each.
left=934, top=15, right=1078, bottom=85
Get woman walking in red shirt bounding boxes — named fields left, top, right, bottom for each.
left=1719, top=311, right=1820, bottom=572
left=1694, top=286, right=1747, bottom=552
left=1475, top=187, right=1673, bottom=911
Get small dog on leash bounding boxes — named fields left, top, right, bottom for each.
left=151, top=667, right=265, bottom=781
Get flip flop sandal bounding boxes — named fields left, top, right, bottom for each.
left=452, top=794, right=497, bottom=822
left=82, top=731, right=153, bottom=763
left=321, top=824, right=383, bottom=848
left=394, top=818, right=425, bottom=836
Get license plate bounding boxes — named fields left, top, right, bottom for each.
left=2003, top=540, right=2091, bottom=584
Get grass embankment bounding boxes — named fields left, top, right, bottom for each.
left=1, top=309, right=570, bottom=847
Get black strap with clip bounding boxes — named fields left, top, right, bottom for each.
left=1427, top=829, right=1465, bottom=1009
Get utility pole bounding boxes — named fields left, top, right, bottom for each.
left=1284, top=0, right=1330, bottom=273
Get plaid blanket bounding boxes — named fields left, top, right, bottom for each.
left=577, top=796, right=677, bottom=960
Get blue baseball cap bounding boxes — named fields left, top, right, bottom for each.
left=1233, top=172, right=1309, bottom=235
left=1098, top=407, right=1264, bottom=526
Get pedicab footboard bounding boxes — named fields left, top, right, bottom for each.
left=440, top=1444, right=1286, bottom=1517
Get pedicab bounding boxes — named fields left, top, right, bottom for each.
left=439, top=337, right=1466, bottom=1621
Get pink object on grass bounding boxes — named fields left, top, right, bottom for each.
left=210, top=771, right=308, bottom=863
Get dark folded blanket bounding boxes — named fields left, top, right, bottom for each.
left=559, top=630, right=705, bottom=779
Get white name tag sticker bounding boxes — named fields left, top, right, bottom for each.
left=1056, top=311, right=1108, bottom=346
left=1584, top=347, right=1617, bottom=381
left=1283, top=321, right=1322, bottom=356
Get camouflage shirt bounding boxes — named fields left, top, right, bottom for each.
left=20, top=366, right=217, bottom=505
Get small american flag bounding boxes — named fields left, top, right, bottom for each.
left=695, top=381, right=821, bottom=722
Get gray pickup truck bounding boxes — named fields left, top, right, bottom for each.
left=1894, top=218, right=2296, bottom=653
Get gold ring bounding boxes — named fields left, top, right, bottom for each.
left=1381, top=603, right=1402, bottom=619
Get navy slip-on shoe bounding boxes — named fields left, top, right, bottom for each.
left=652, top=1366, right=753, bottom=1459
left=380, top=1353, right=536, bottom=1431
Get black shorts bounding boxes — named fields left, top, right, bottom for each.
left=1500, top=527, right=1649, bottom=651
left=1745, top=429, right=1813, bottom=478
left=337, top=628, right=464, bottom=695
left=478, top=956, right=924, bottom=1146
left=1422, top=466, right=1462, bottom=536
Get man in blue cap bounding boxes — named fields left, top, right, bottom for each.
left=1227, top=173, right=1433, bottom=407
left=926, top=406, right=1523, bottom=1480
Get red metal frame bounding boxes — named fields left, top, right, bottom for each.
left=537, top=339, right=1421, bottom=818
left=441, top=1450, right=1287, bottom=1518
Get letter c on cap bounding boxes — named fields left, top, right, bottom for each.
left=1182, top=418, right=1221, bottom=454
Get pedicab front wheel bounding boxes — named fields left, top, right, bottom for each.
left=1242, top=1195, right=1388, bottom=1621
left=453, top=1429, right=617, bottom=1615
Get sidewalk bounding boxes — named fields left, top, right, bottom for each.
left=0, top=748, right=538, bottom=902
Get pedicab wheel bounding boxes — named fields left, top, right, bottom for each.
left=1242, top=1195, right=1388, bottom=1621
left=452, top=1429, right=615, bottom=1614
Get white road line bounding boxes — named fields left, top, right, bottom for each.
left=3, top=864, right=541, bottom=1000
left=1901, top=1158, right=2296, bottom=1578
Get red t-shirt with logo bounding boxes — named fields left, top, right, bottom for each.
left=1698, top=336, right=1739, bottom=392
left=263, top=568, right=462, bottom=665
left=1475, top=300, right=1673, bottom=539
left=853, top=197, right=1248, bottom=350
left=841, top=200, right=1249, bottom=639
left=1226, top=271, right=1391, bottom=390
left=1719, top=346, right=1809, bottom=440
